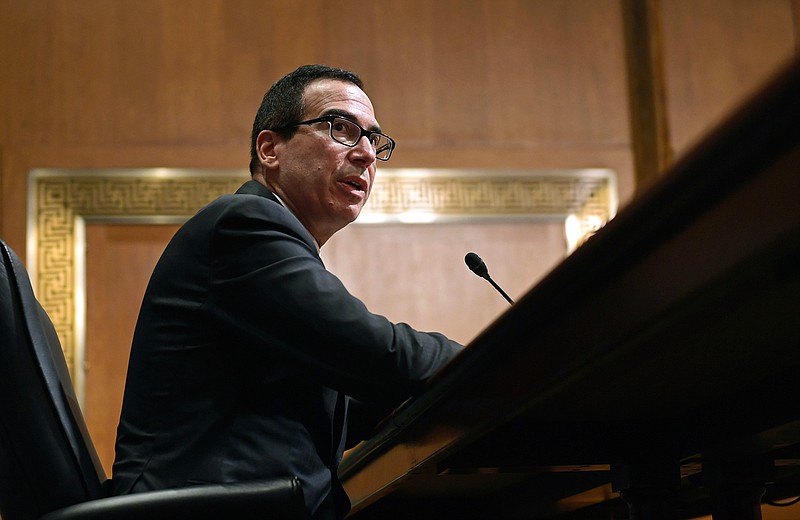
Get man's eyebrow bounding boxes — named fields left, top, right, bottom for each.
left=322, top=109, right=382, bottom=133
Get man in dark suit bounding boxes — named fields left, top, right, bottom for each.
left=112, top=65, right=462, bottom=520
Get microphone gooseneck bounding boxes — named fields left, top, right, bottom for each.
left=464, top=252, right=514, bottom=305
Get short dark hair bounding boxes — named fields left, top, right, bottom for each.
left=249, top=64, right=364, bottom=174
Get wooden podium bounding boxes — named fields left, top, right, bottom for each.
left=339, top=59, right=800, bottom=519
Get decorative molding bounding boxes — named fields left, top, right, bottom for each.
left=359, top=169, right=615, bottom=225
left=27, top=168, right=616, bottom=380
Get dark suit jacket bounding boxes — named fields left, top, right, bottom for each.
left=112, top=180, right=462, bottom=519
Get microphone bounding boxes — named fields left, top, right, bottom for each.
left=464, top=252, right=514, bottom=305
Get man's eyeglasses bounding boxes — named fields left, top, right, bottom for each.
left=274, top=115, right=395, bottom=161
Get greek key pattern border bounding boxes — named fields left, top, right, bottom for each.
left=29, top=168, right=615, bottom=374
left=363, top=175, right=610, bottom=216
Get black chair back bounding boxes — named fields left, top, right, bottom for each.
left=0, top=239, right=107, bottom=520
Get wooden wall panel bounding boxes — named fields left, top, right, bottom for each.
left=363, top=1, right=630, bottom=147
left=2, top=1, right=799, bottom=250
left=796, top=0, right=800, bottom=52
left=660, top=0, right=797, bottom=156
left=0, top=1, right=629, bottom=149
left=1, top=0, right=635, bottom=255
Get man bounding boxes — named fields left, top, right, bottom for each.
left=112, top=65, right=462, bottom=520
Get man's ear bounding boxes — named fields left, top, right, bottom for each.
left=256, top=129, right=280, bottom=170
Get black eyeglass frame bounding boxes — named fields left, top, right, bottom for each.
left=272, top=115, right=396, bottom=161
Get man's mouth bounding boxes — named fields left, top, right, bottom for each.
left=340, top=176, right=368, bottom=192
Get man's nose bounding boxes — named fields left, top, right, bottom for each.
left=351, top=135, right=377, bottom=162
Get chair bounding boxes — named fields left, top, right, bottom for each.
left=0, top=239, right=307, bottom=520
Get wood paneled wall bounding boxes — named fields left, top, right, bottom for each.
left=1, top=1, right=797, bottom=253
left=661, top=0, right=798, bottom=155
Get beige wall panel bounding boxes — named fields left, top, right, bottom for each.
left=322, top=221, right=567, bottom=345
left=84, top=223, right=180, bottom=475
left=660, top=0, right=797, bottom=157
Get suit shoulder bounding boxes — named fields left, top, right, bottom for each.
left=199, top=193, right=318, bottom=253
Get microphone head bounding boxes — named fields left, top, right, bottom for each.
left=464, top=252, right=489, bottom=278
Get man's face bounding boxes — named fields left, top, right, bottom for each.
left=267, top=79, right=380, bottom=246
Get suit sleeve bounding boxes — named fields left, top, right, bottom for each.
left=206, top=196, right=463, bottom=405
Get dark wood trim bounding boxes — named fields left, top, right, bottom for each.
left=621, top=0, right=672, bottom=195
